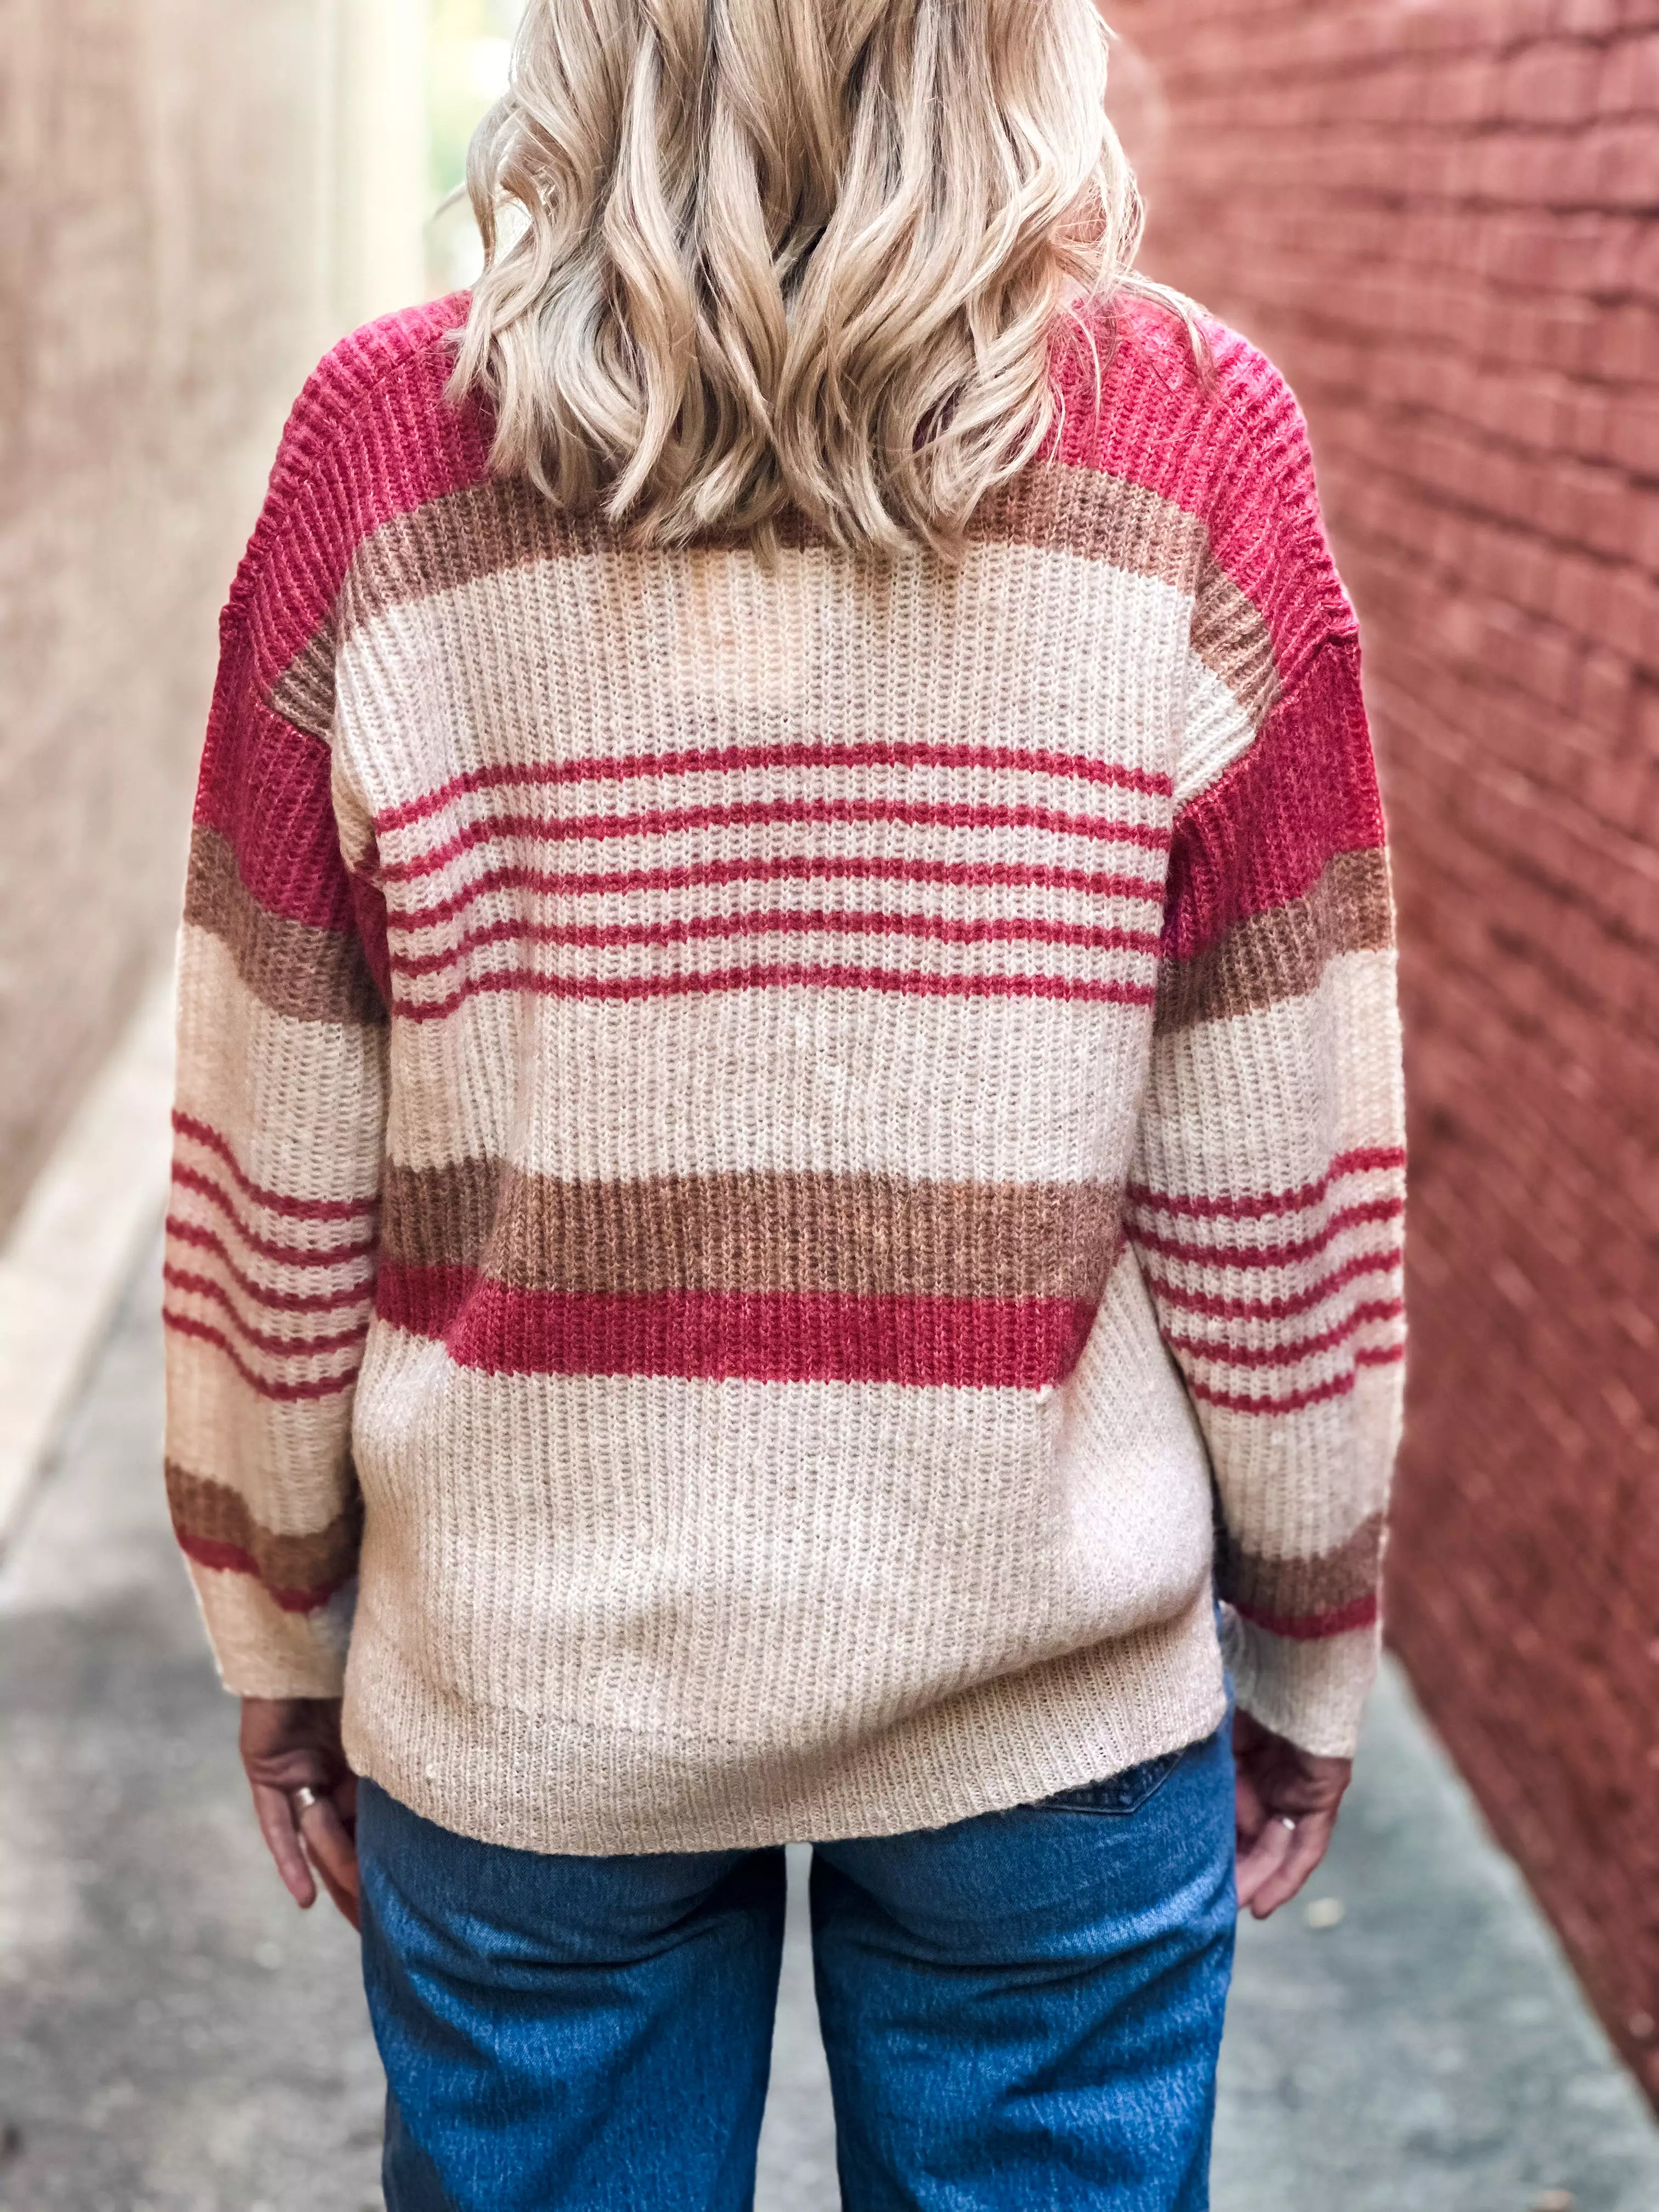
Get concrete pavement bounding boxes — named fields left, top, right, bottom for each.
left=3, top=1251, right=1657, bottom=2211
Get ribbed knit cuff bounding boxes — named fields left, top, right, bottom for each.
left=187, top=1564, right=354, bottom=1700
left=1221, top=1603, right=1380, bottom=1759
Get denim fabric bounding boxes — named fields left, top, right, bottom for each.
left=357, top=1722, right=1235, bottom=2212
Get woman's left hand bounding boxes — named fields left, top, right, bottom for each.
left=239, top=1696, right=361, bottom=1930
left=1232, top=1707, right=1351, bottom=1920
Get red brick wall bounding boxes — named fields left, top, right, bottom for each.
left=1109, top=0, right=1659, bottom=2094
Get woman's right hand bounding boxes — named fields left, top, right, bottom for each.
left=239, top=1696, right=361, bottom=1930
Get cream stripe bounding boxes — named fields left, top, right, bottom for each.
left=375, top=757, right=1172, bottom=860
left=379, top=818, right=1170, bottom=930
left=174, top=925, right=388, bottom=1210
left=332, top=544, right=1197, bottom=821
left=1175, top=660, right=1259, bottom=810
left=1203, top=1360, right=1402, bottom=1558
left=385, top=987, right=1152, bottom=1183
left=1130, top=1152, right=1405, bottom=1229
left=1170, top=1327, right=1402, bottom=1394
left=1137, top=1235, right=1404, bottom=1314
left=347, top=1326, right=1217, bottom=1754
left=184, top=1557, right=354, bottom=1698
left=387, top=871, right=1163, bottom=956
left=162, top=1245, right=374, bottom=1346
left=389, top=928, right=1158, bottom=1008
left=165, top=1175, right=377, bottom=1290
left=1225, top=1611, right=1380, bottom=1760
left=165, top=1335, right=362, bottom=1533
left=1133, top=949, right=1405, bottom=1203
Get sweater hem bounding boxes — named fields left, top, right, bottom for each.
left=341, top=1585, right=1228, bottom=1855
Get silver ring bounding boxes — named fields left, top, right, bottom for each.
left=290, top=1785, right=324, bottom=1818
left=1277, top=1814, right=1297, bottom=1832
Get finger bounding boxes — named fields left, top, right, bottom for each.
left=1233, top=1762, right=1269, bottom=1844
left=310, top=1848, right=363, bottom=1933
left=1248, top=1810, right=1337, bottom=1919
left=298, top=1796, right=360, bottom=1904
left=298, top=1796, right=362, bottom=1931
left=1235, top=1813, right=1295, bottom=1910
left=251, top=1782, right=317, bottom=1909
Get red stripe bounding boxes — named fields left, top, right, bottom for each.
left=391, top=855, right=1167, bottom=932
left=377, top=1266, right=1096, bottom=1387
left=376, top=740, right=1174, bottom=832
left=1141, top=1248, right=1402, bottom=1323
left=1167, top=1299, right=1403, bottom=1369
left=1048, top=307, right=1321, bottom=638
left=394, top=962, right=1157, bottom=1022
left=1232, top=1591, right=1379, bottom=1641
left=171, top=1167, right=379, bottom=1269
left=225, top=297, right=479, bottom=691
left=191, top=697, right=361, bottom=935
left=173, top=1114, right=378, bottom=1224
left=176, top=1531, right=349, bottom=1614
left=162, top=1310, right=363, bottom=1400
left=1186, top=1344, right=1403, bottom=1414
left=1125, top=1148, right=1407, bottom=1221
left=163, top=1267, right=372, bottom=1359
left=163, top=1218, right=376, bottom=1312
left=392, top=907, right=1163, bottom=977
left=1187, top=1369, right=1355, bottom=1414
left=382, top=799, right=1172, bottom=885
left=1163, top=640, right=1385, bottom=957
left=1126, top=1198, right=1403, bottom=1269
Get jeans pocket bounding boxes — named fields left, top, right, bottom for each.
left=1037, top=1746, right=1186, bottom=1816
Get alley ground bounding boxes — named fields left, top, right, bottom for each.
left=3, top=1250, right=1658, bottom=2212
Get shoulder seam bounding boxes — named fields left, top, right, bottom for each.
left=224, top=300, right=469, bottom=630
left=1173, top=627, right=1359, bottom=827
left=1195, top=323, right=1351, bottom=636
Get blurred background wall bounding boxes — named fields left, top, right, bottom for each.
left=1111, top=0, right=1659, bottom=2096
left=0, top=0, right=425, bottom=1238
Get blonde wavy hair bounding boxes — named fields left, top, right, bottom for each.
left=449, top=0, right=1154, bottom=555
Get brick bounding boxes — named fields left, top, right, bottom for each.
left=1129, top=6, right=1659, bottom=2091
left=1503, top=40, right=1607, bottom=123
left=1607, top=395, right=1659, bottom=476
left=1598, top=303, right=1659, bottom=381
left=1556, top=0, right=1624, bottom=30
left=1595, top=116, right=1659, bottom=200
left=1602, top=29, right=1659, bottom=111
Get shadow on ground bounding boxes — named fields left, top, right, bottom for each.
left=3, top=1253, right=1656, bottom=2210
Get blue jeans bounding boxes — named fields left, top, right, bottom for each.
left=357, top=1722, right=1236, bottom=2211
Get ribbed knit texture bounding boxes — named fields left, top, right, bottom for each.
left=162, top=293, right=1406, bottom=1852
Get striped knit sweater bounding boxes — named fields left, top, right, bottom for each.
left=163, top=294, right=1406, bottom=1853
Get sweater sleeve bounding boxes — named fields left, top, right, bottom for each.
left=1125, top=628, right=1406, bottom=1758
left=162, top=533, right=390, bottom=1697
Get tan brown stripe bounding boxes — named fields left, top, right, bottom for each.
left=1190, top=550, right=1280, bottom=732
left=185, top=826, right=386, bottom=1027
left=1154, top=848, right=1393, bottom=1036
left=382, top=1164, right=1123, bottom=1302
left=973, top=468, right=1208, bottom=590
left=1217, top=1513, right=1384, bottom=1621
left=166, top=1461, right=362, bottom=1594
left=318, top=462, right=1212, bottom=654
left=269, top=627, right=336, bottom=738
